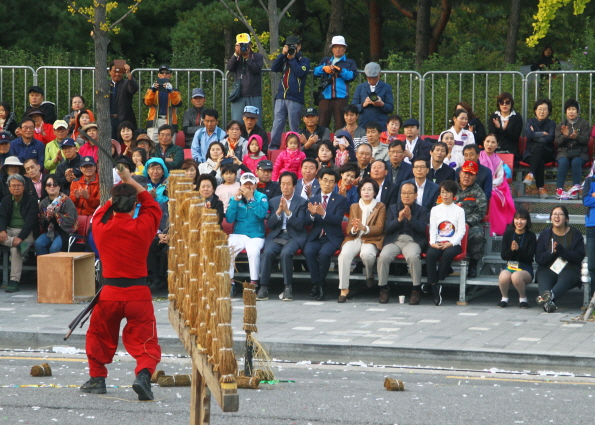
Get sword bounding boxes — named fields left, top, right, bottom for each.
left=78, top=128, right=124, bottom=171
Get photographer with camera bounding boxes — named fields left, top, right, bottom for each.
left=108, top=60, right=138, bottom=140
left=313, top=36, right=357, bottom=132
left=269, top=36, right=311, bottom=150
left=143, top=64, right=182, bottom=144
left=227, top=34, right=264, bottom=127
left=352, top=62, right=394, bottom=131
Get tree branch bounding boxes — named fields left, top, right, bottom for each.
left=218, top=0, right=244, bottom=21
left=390, top=0, right=415, bottom=20
left=67, top=0, right=93, bottom=21
left=279, top=0, right=299, bottom=19
left=429, top=0, right=452, bottom=54
left=257, top=0, right=267, bottom=13
left=108, top=7, right=137, bottom=31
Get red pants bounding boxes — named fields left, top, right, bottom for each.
left=85, top=298, right=161, bottom=377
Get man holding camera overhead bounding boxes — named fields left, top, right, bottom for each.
left=269, top=36, right=310, bottom=150
left=227, top=33, right=264, bottom=127
left=313, top=35, right=357, bottom=131
left=352, top=62, right=394, bottom=131
left=143, top=64, right=182, bottom=144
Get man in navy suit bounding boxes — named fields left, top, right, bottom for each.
left=295, top=158, right=320, bottom=200
left=403, top=118, right=432, bottom=164
left=370, top=160, right=398, bottom=207
left=355, top=143, right=373, bottom=179
left=385, top=140, right=413, bottom=187
left=257, top=172, right=308, bottom=301
left=402, top=158, right=439, bottom=212
left=303, top=168, right=349, bottom=301
left=429, top=141, right=455, bottom=185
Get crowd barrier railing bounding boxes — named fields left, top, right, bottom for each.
left=0, top=66, right=37, bottom=117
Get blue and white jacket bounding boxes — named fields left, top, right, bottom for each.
left=313, top=55, right=357, bottom=100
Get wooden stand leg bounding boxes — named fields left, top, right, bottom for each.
left=190, top=366, right=211, bottom=425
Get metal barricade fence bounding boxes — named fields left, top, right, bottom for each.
left=0, top=66, right=37, bottom=118
left=36, top=66, right=96, bottom=119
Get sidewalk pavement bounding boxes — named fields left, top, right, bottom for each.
left=1, top=280, right=594, bottom=370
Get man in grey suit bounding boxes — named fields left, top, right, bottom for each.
left=256, top=171, right=308, bottom=301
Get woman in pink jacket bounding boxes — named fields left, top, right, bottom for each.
left=272, top=132, right=305, bottom=181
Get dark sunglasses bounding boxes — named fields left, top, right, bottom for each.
left=46, top=183, right=60, bottom=188
left=499, top=100, right=511, bottom=105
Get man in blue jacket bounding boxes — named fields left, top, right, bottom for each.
left=313, top=35, right=357, bottom=131
left=269, top=36, right=310, bottom=150
left=10, top=118, right=45, bottom=169
left=352, top=62, right=394, bottom=131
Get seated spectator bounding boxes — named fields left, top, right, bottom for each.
left=522, top=98, right=556, bottom=199
left=555, top=98, right=591, bottom=200
left=0, top=132, right=13, bottom=167
left=487, top=92, right=523, bottom=163
left=449, top=109, right=475, bottom=158
left=0, top=156, right=37, bottom=200
left=352, top=62, right=394, bottom=130
left=535, top=206, right=585, bottom=313
left=480, top=134, right=515, bottom=235
left=385, top=140, right=413, bottom=187
left=440, top=130, right=464, bottom=169
left=63, top=95, right=94, bottom=136
left=255, top=160, right=281, bottom=199
left=72, top=109, right=92, bottom=145
left=338, top=104, right=366, bottom=148
left=131, top=147, right=148, bottom=175
left=70, top=156, right=100, bottom=216
left=299, top=107, right=331, bottom=158
left=151, top=124, right=184, bottom=171
left=198, top=141, right=226, bottom=184
left=242, top=134, right=266, bottom=174
left=11, top=118, right=45, bottom=167
left=256, top=171, right=308, bottom=301
left=0, top=102, right=18, bottom=138
left=333, top=162, right=360, bottom=206
left=316, top=140, right=337, bottom=172
left=370, top=160, right=398, bottom=207
left=241, top=106, right=269, bottom=155
left=78, top=123, right=100, bottom=163
left=337, top=177, right=386, bottom=303
left=117, top=121, right=136, bottom=157
left=55, top=139, right=82, bottom=196
left=455, top=161, right=488, bottom=278
left=365, top=121, right=388, bottom=162
left=402, top=118, right=432, bottom=163
left=497, top=208, right=536, bottom=308
left=143, top=158, right=169, bottom=204
left=35, top=174, right=78, bottom=255
left=0, top=174, right=38, bottom=293
left=272, top=132, right=306, bottom=181
left=191, top=109, right=225, bottom=163
left=131, top=134, right=156, bottom=157
left=224, top=120, right=248, bottom=160
left=215, top=163, right=241, bottom=212
left=332, top=130, right=356, bottom=167
left=226, top=173, right=268, bottom=294
left=196, top=174, right=224, bottom=225
left=181, top=159, right=199, bottom=189
left=182, top=88, right=206, bottom=148
left=304, top=168, right=349, bottom=301
left=378, top=181, right=429, bottom=305
left=458, top=144, right=493, bottom=203
left=429, top=141, right=455, bottom=185
left=455, top=101, right=486, bottom=147
left=402, top=158, right=439, bottom=212
left=355, top=143, right=373, bottom=178
left=380, top=114, right=403, bottom=145
left=295, top=158, right=320, bottom=200
left=425, top=180, right=466, bottom=306
left=45, top=120, right=69, bottom=172
left=143, top=64, right=182, bottom=143
left=24, top=158, right=46, bottom=199
left=28, top=109, right=55, bottom=145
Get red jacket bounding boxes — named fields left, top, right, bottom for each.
left=33, top=123, right=55, bottom=145
left=70, top=175, right=101, bottom=216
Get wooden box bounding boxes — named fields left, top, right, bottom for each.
left=37, top=252, right=96, bottom=304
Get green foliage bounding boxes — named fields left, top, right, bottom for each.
left=526, top=0, right=592, bottom=47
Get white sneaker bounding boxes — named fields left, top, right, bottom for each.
left=556, top=188, right=567, bottom=200
left=567, top=184, right=582, bottom=200
left=523, top=173, right=535, bottom=185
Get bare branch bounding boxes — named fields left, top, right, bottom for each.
left=279, top=0, right=298, bottom=20
left=389, top=0, right=415, bottom=20
left=108, top=7, right=137, bottom=31
left=217, top=0, right=244, bottom=21
left=257, top=0, right=267, bottom=13
left=67, top=0, right=93, bottom=21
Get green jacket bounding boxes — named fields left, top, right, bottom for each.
left=455, top=183, right=487, bottom=228
left=44, top=139, right=62, bottom=172
left=151, top=143, right=184, bottom=171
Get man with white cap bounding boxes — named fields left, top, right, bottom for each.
left=182, top=88, right=207, bottom=148
left=352, top=62, right=394, bottom=131
left=44, top=120, right=69, bottom=172
left=226, top=172, right=268, bottom=296
left=313, top=35, right=358, bottom=131
left=227, top=33, right=264, bottom=126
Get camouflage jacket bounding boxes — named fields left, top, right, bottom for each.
left=455, top=183, right=487, bottom=228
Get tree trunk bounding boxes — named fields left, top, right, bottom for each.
left=324, top=0, right=345, bottom=57
left=428, top=0, right=452, bottom=56
left=415, top=0, right=431, bottom=69
left=223, top=27, right=235, bottom=68
left=369, top=0, right=382, bottom=62
left=268, top=0, right=280, bottom=118
left=505, top=0, right=521, bottom=64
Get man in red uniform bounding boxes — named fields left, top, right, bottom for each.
left=80, top=167, right=162, bottom=401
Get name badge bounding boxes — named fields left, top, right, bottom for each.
left=550, top=257, right=568, bottom=274
left=507, top=261, right=519, bottom=271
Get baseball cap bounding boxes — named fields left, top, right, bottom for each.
left=330, top=35, right=347, bottom=47
left=364, top=62, right=381, bottom=78
left=28, top=86, right=44, bottom=96
left=191, top=88, right=205, bottom=98
left=53, top=120, right=69, bottom=130
left=81, top=156, right=97, bottom=166
left=240, top=173, right=258, bottom=185
left=27, top=108, right=44, bottom=117
left=403, top=118, right=420, bottom=128
left=0, top=132, right=11, bottom=143
left=60, top=138, right=77, bottom=149
left=303, top=107, right=318, bottom=117
left=285, top=35, right=300, bottom=45
left=158, top=64, right=172, bottom=73
left=242, top=106, right=260, bottom=118
left=257, top=160, right=273, bottom=171
left=461, top=160, right=478, bottom=175
left=236, top=33, right=251, bottom=43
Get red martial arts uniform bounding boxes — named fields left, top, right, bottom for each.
left=86, top=191, right=162, bottom=378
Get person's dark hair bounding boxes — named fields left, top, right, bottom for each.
left=496, top=92, right=515, bottom=111
left=285, top=132, right=300, bottom=147
left=196, top=173, right=217, bottom=191
left=412, top=158, right=429, bottom=168
left=533, top=98, right=552, bottom=117
left=45, top=174, right=58, bottom=188
left=512, top=207, right=532, bottom=231
left=301, top=157, right=318, bottom=169
left=181, top=159, right=199, bottom=188
left=75, top=109, right=91, bottom=129
left=365, top=121, right=382, bottom=132
left=372, top=159, right=387, bottom=171
left=20, top=117, right=34, bottom=127
left=23, top=158, right=39, bottom=166
left=484, top=133, right=499, bottom=146
left=318, top=167, right=338, bottom=182
left=225, top=120, right=243, bottom=132
left=358, top=176, right=379, bottom=197
left=108, top=60, right=118, bottom=71
left=454, top=101, right=477, bottom=121
left=387, top=114, right=403, bottom=128
left=440, top=180, right=458, bottom=196
left=462, top=143, right=480, bottom=155
left=147, top=160, right=164, bottom=172
left=71, top=95, right=86, bottom=108
left=339, top=162, right=359, bottom=177
left=157, top=124, right=174, bottom=136
left=356, top=142, right=373, bottom=153
left=220, top=163, right=237, bottom=175
left=206, top=141, right=226, bottom=160
left=279, top=171, right=298, bottom=186
left=388, top=140, right=405, bottom=151
left=117, top=120, right=136, bottom=143
left=316, top=140, right=335, bottom=160
left=542, top=46, right=553, bottom=57
left=431, top=141, right=448, bottom=153
left=564, top=98, right=580, bottom=113
left=110, top=183, right=137, bottom=213
left=551, top=205, right=570, bottom=227
left=401, top=181, right=417, bottom=193
left=203, top=108, right=218, bottom=120
left=0, top=102, right=11, bottom=116
left=343, top=104, right=359, bottom=115
left=131, top=147, right=148, bottom=165
left=452, top=108, right=468, bottom=120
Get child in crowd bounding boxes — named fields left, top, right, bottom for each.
left=132, top=147, right=147, bottom=175
left=78, top=123, right=99, bottom=162
left=272, top=132, right=305, bottom=181
left=440, top=130, right=464, bottom=169
left=380, top=114, right=403, bottom=144
left=242, top=134, right=267, bottom=174
left=215, top=163, right=241, bottom=212
left=479, top=133, right=515, bottom=235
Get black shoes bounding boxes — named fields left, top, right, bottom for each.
left=379, top=287, right=389, bottom=304
left=311, top=283, right=326, bottom=301
left=409, top=290, right=421, bottom=305
left=281, top=286, right=293, bottom=301
left=132, top=369, right=154, bottom=401
left=431, top=284, right=442, bottom=306
left=497, top=300, right=508, bottom=308
left=543, top=300, right=557, bottom=313
left=256, top=287, right=269, bottom=300
left=536, top=290, right=552, bottom=306
left=467, top=260, right=478, bottom=279
left=309, top=285, right=319, bottom=297
left=519, top=301, right=529, bottom=309
left=80, top=377, right=107, bottom=394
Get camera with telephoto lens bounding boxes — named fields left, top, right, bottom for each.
left=369, top=92, right=379, bottom=102
left=313, top=74, right=333, bottom=106
left=287, top=44, right=296, bottom=56
left=240, top=43, right=250, bottom=53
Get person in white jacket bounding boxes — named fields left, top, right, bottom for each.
left=449, top=109, right=475, bottom=157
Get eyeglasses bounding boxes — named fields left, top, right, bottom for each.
left=413, top=165, right=427, bottom=169
left=499, top=100, right=511, bottom=105
left=21, top=126, right=34, bottom=130
left=46, top=183, right=60, bottom=188
left=9, top=185, right=24, bottom=189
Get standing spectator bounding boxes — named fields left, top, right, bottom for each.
left=523, top=99, right=556, bottom=199
left=182, top=88, right=206, bottom=148
left=24, top=159, right=46, bottom=199
left=108, top=60, right=138, bottom=139
left=69, top=156, right=100, bottom=216
left=144, top=64, right=182, bottom=144
left=240, top=106, right=269, bottom=155
left=455, top=101, right=486, bottom=147
left=257, top=171, right=308, bottom=301
left=355, top=143, right=373, bottom=179
left=21, top=86, right=56, bottom=124
left=402, top=118, right=432, bottom=163
left=35, top=174, right=78, bottom=255
left=402, top=158, right=439, bottom=212
left=255, top=160, right=281, bottom=200
left=380, top=114, right=403, bottom=145
left=313, top=35, right=357, bottom=130
left=429, top=141, right=455, bottom=185
left=228, top=33, right=264, bottom=126
left=458, top=144, right=493, bottom=204
left=10, top=118, right=45, bottom=167
left=554, top=98, right=590, bottom=200
left=44, top=120, right=69, bottom=172
left=366, top=121, right=389, bottom=162
left=28, top=109, right=55, bottom=145
left=55, top=139, right=83, bottom=196
left=0, top=102, right=18, bottom=138
left=338, top=105, right=367, bottom=149
left=487, top=92, right=523, bottom=163
left=78, top=123, right=100, bottom=163
left=299, top=107, right=331, bottom=159
left=0, top=174, right=38, bottom=293
left=147, top=197, right=170, bottom=294
left=191, top=109, right=225, bottom=163
left=242, top=135, right=267, bottom=175
left=0, top=133, right=13, bottom=167
left=272, top=132, right=305, bottom=181
left=63, top=95, right=94, bottom=135
left=352, top=62, right=394, bottom=130
left=269, top=36, right=310, bottom=150
left=385, top=140, right=413, bottom=187
left=530, top=46, right=559, bottom=71
left=449, top=109, right=475, bottom=158
left=151, top=125, right=184, bottom=171
left=295, top=158, right=320, bottom=200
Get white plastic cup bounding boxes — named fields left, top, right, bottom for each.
left=399, top=295, right=405, bottom=304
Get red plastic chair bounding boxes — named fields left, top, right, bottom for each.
left=184, top=149, right=192, bottom=159
left=175, top=131, right=185, bottom=148
left=67, top=215, right=92, bottom=252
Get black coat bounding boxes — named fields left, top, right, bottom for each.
left=111, top=78, right=139, bottom=128
left=385, top=160, right=413, bottom=188
left=487, top=112, right=523, bottom=161
left=22, top=102, right=57, bottom=125
left=0, top=192, right=40, bottom=239
left=429, top=163, right=455, bottom=185
left=266, top=195, right=308, bottom=248
left=55, top=154, right=83, bottom=196
left=535, top=227, right=585, bottom=274
left=384, top=202, right=429, bottom=252
left=256, top=181, right=281, bottom=200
